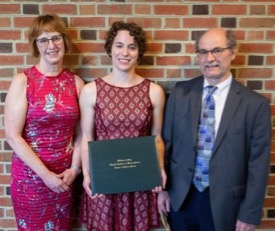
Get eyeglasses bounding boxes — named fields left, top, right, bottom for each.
left=196, top=47, right=232, bottom=59
left=36, top=35, right=63, bottom=47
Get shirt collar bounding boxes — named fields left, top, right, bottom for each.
left=203, top=75, right=233, bottom=95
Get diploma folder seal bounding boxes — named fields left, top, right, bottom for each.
left=88, top=136, right=162, bottom=195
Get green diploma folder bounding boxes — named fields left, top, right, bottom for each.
left=88, top=136, right=162, bottom=195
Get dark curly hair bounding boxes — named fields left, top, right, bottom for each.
left=104, top=21, right=147, bottom=62
left=28, top=14, right=72, bottom=58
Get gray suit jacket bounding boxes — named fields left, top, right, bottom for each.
left=163, top=76, right=271, bottom=231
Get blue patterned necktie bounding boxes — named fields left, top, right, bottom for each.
left=193, top=85, right=218, bottom=192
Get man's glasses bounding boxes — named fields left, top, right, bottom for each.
left=196, top=47, right=232, bottom=59
left=36, top=35, right=63, bottom=47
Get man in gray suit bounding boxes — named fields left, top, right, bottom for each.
left=158, top=28, right=271, bottom=231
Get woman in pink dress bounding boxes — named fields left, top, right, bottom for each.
left=79, top=21, right=167, bottom=231
left=4, top=14, right=84, bottom=230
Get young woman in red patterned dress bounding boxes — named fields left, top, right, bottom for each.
left=79, top=21, right=167, bottom=231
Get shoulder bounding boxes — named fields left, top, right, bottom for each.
left=149, top=80, right=165, bottom=96
left=10, top=72, right=27, bottom=89
left=232, top=80, right=268, bottom=103
left=175, top=75, right=203, bottom=88
left=80, top=80, right=97, bottom=98
left=74, top=74, right=85, bottom=89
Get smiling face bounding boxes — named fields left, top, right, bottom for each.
left=197, top=28, right=236, bottom=84
left=36, top=31, right=65, bottom=66
left=111, top=30, right=139, bottom=73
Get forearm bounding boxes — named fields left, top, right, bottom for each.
left=6, top=134, right=50, bottom=178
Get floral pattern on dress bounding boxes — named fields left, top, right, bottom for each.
left=11, top=66, right=79, bottom=231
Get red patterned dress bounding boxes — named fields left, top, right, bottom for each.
left=10, top=66, right=79, bottom=231
left=81, top=78, right=160, bottom=231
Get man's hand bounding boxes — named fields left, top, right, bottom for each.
left=236, top=220, right=256, bottom=231
left=157, top=191, right=170, bottom=216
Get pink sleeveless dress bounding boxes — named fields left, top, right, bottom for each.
left=10, top=66, right=79, bottom=231
left=81, top=78, right=160, bottom=231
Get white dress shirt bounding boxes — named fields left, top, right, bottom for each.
left=203, top=75, right=232, bottom=137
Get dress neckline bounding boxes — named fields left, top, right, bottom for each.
left=99, top=78, right=147, bottom=89
left=34, top=65, right=64, bottom=78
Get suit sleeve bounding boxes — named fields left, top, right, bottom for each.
left=237, top=98, right=271, bottom=224
left=162, top=84, right=178, bottom=189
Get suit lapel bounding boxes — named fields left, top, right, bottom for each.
left=190, top=76, right=204, bottom=146
left=212, top=80, right=242, bottom=155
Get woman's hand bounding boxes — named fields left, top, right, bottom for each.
left=41, top=171, right=70, bottom=193
left=58, top=168, right=79, bottom=186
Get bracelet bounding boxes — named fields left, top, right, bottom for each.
left=71, top=165, right=81, bottom=174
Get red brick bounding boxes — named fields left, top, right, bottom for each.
left=0, top=175, right=11, bottom=184
left=0, top=81, right=11, bottom=90
left=260, top=220, right=275, bottom=229
left=98, top=4, right=132, bottom=15
left=246, top=31, right=264, bottom=40
left=184, top=18, right=218, bottom=28
left=79, top=5, right=96, bottom=15
left=14, top=17, right=36, bottom=28
left=0, top=198, right=12, bottom=207
left=135, top=68, right=164, bottom=78
left=74, top=68, right=108, bottom=79
left=167, top=69, right=181, bottom=78
left=100, top=56, right=112, bottom=66
left=184, top=69, right=201, bottom=79
left=212, top=5, right=247, bottom=15
left=42, top=4, right=77, bottom=15
left=239, top=43, right=273, bottom=54
left=0, top=218, right=17, bottom=228
left=238, top=68, right=272, bottom=79
left=268, top=175, right=275, bottom=185
left=264, top=197, right=275, bottom=207
left=147, top=43, right=163, bottom=53
left=268, top=5, right=275, bottom=14
left=71, top=17, right=105, bottom=27
left=250, top=5, right=266, bottom=15
left=0, top=208, right=4, bottom=218
left=267, top=187, right=275, bottom=197
left=0, top=30, right=21, bottom=40
left=64, top=55, right=80, bottom=66
left=154, top=5, right=189, bottom=15
left=0, top=153, right=12, bottom=162
left=0, top=56, right=24, bottom=66
left=154, top=30, right=188, bottom=41
left=0, top=68, right=13, bottom=78
left=266, top=56, right=275, bottom=65
left=15, top=43, right=30, bottom=53
left=267, top=30, right=275, bottom=40
left=164, top=18, right=181, bottom=28
left=6, top=208, right=15, bottom=218
left=157, top=56, right=191, bottom=66
left=232, top=55, right=246, bottom=66
left=72, top=42, right=104, bottom=53
left=240, top=18, right=275, bottom=28
left=0, top=4, right=20, bottom=14
left=135, top=4, right=151, bottom=15
left=265, top=80, right=275, bottom=90
left=81, top=55, right=99, bottom=66
left=128, top=18, right=162, bottom=29
left=0, top=17, right=11, bottom=27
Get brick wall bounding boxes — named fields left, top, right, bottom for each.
left=0, top=0, right=274, bottom=230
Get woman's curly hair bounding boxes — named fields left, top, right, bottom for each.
left=104, top=21, right=147, bottom=62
